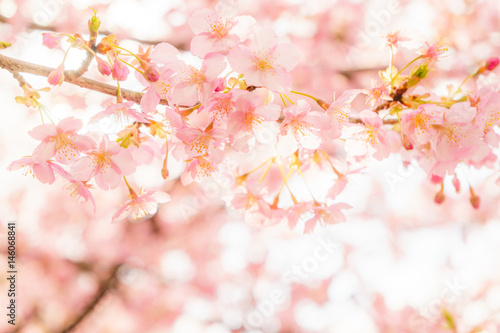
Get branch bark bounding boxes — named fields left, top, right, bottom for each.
left=0, top=54, right=168, bottom=105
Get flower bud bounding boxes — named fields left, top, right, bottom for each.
left=452, top=174, right=460, bottom=193
left=42, top=32, right=62, bottom=49
left=47, top=64, right=65, bottom=86
left=0, top=41, right=12, bottom=49
left=88, top=9, right=101, bottom=35
left=485, top=57, right=499, bottom=71
left=112, top=60, right=129, bottom=81
left=316, top=99, right=330, bottom=111
left=95, top=56, right=111, bottom=76
left=469, top=187, right=480, bottom=209
left=434, top=190, right=445, bottom=204
left=142, top=65, right=159, bottom=82
left=402, top=134, right=413, bottom=150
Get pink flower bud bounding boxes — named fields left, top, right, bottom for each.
left=452, top=174, right=460, bottom=193
left=47, top=65, right=65, bottom=86
left=434, top=190, right=445, bottom=204
left=434, top=182, right=445, bottom=204
left=112, top=60, right=129, bottom=81
left=214, top=78, right=225, bottom=92
left=143, top=66, right=159, bottom=82
left=402, top=134, right=413, bottom=151
left=469, top=187, right=480, bottom=209
left=42, top=32, right=62, bottom=49
left=95, top=56, right=111, bottom=76
left=430, top=175, right=443, bottom=184
left=485, top=57, right=499, bottom=71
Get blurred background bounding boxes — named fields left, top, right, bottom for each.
left=1, top=0, right=500, bottom=332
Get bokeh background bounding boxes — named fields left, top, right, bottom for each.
left=1, top=0, right=500, bottom=332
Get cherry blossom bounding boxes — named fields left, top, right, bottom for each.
left=170, top=52, right=226, bottom=106
left=112, top=189, right=170, bottom=223
left=226, top=91, right=281, bottom=152
left=71, top=134, right=136, bottom=190
left=227, top=24, right=301, bottom=92
left=7, top=157, right=64, bottom=184
left=28, top=117, right=95, bottom=164
left=188, top=1, right=256, bottom=58
left=277, top=100, right=331, bottom=155
left=344, top=110, right=398, bottom=160
left=90, top=101, right=151, bottom=127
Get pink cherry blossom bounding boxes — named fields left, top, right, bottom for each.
left=433, top=102, right=483, bottom=162
left=344, top=110, right=398, bottom=160
left=29, top=117, right=95, bottom=164
left=229, top=179, right=283, bottom=227
left=201, top=91, right=236, bottom=126
left=362, top=80, right=391, bottom=106
left=401, top=104, right=445, bottom=146
left=188, top=2, right=255, bottom=58
left=7, top=157, right=64, bottom=184
left=384, top=29, right=412, bottom=53
left=277, top=100, right=331, bottom=155
left=171, top=52, right=227, bottom=106
left=326, top=89, right=362, bottom=140
left=303, top=202, right=351, bottom=233
left=227, top=24, right=301, bottom=92
left=90, top=101, right=151, bottom=126
left=71, top=134, right=136, bottom=190
left=140, top=67, right=176, bottom=114
left=226, top=91, right=281, bottom=152
left=181, top=155, right=218, bottom=185
left=175, top=126, right=226, bottom=159
left=418, top=37, right=450, bottom=64
left=112, top=189, right=170, bottom=223
left=41, top=32, right=62, bottom=49
left=57, top=169, right=96, bottom=211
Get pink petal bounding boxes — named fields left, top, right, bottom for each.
left=32, top=162, right=55, bottom=184
left=150, top=42, right=179, bottom=64
left=274, top=43, right=301, bottom=71
left=190, top=35, right=216, bottom=58
left=70, top=157, right=94, bottom=181
left=111, top=149, right=136, bottom=176
left=57, top=117, right=83, bottom=134
left=28, top=124, right=57, bottom=140
left=140, top=87, right=161, bottom=114
left=32, top=141, right=57, bottom=162
left=203, top=52, right=227, bottom=81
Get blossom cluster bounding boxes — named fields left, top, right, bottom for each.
left=7, top=2, right=500, bottom=230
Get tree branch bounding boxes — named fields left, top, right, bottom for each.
left=58, top=264, right=122, bottom=333
left=0, top=54, right=168, bottom=105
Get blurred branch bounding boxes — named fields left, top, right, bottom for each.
left=0, top=15, right=381, bottom=75
left=0, top=14, right=187, bottom=48
left=0, top=54, right=168, bottom=105
left=58, top=264, right=122, bottom=333
left=350, top=117, right=398, bottom=125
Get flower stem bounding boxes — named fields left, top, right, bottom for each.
left=390, top=55, right=422, bottom=86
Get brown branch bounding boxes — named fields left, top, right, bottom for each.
left=0, top=54, right=168, bottom=105
left=58, top=264, right=121, bottom=333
